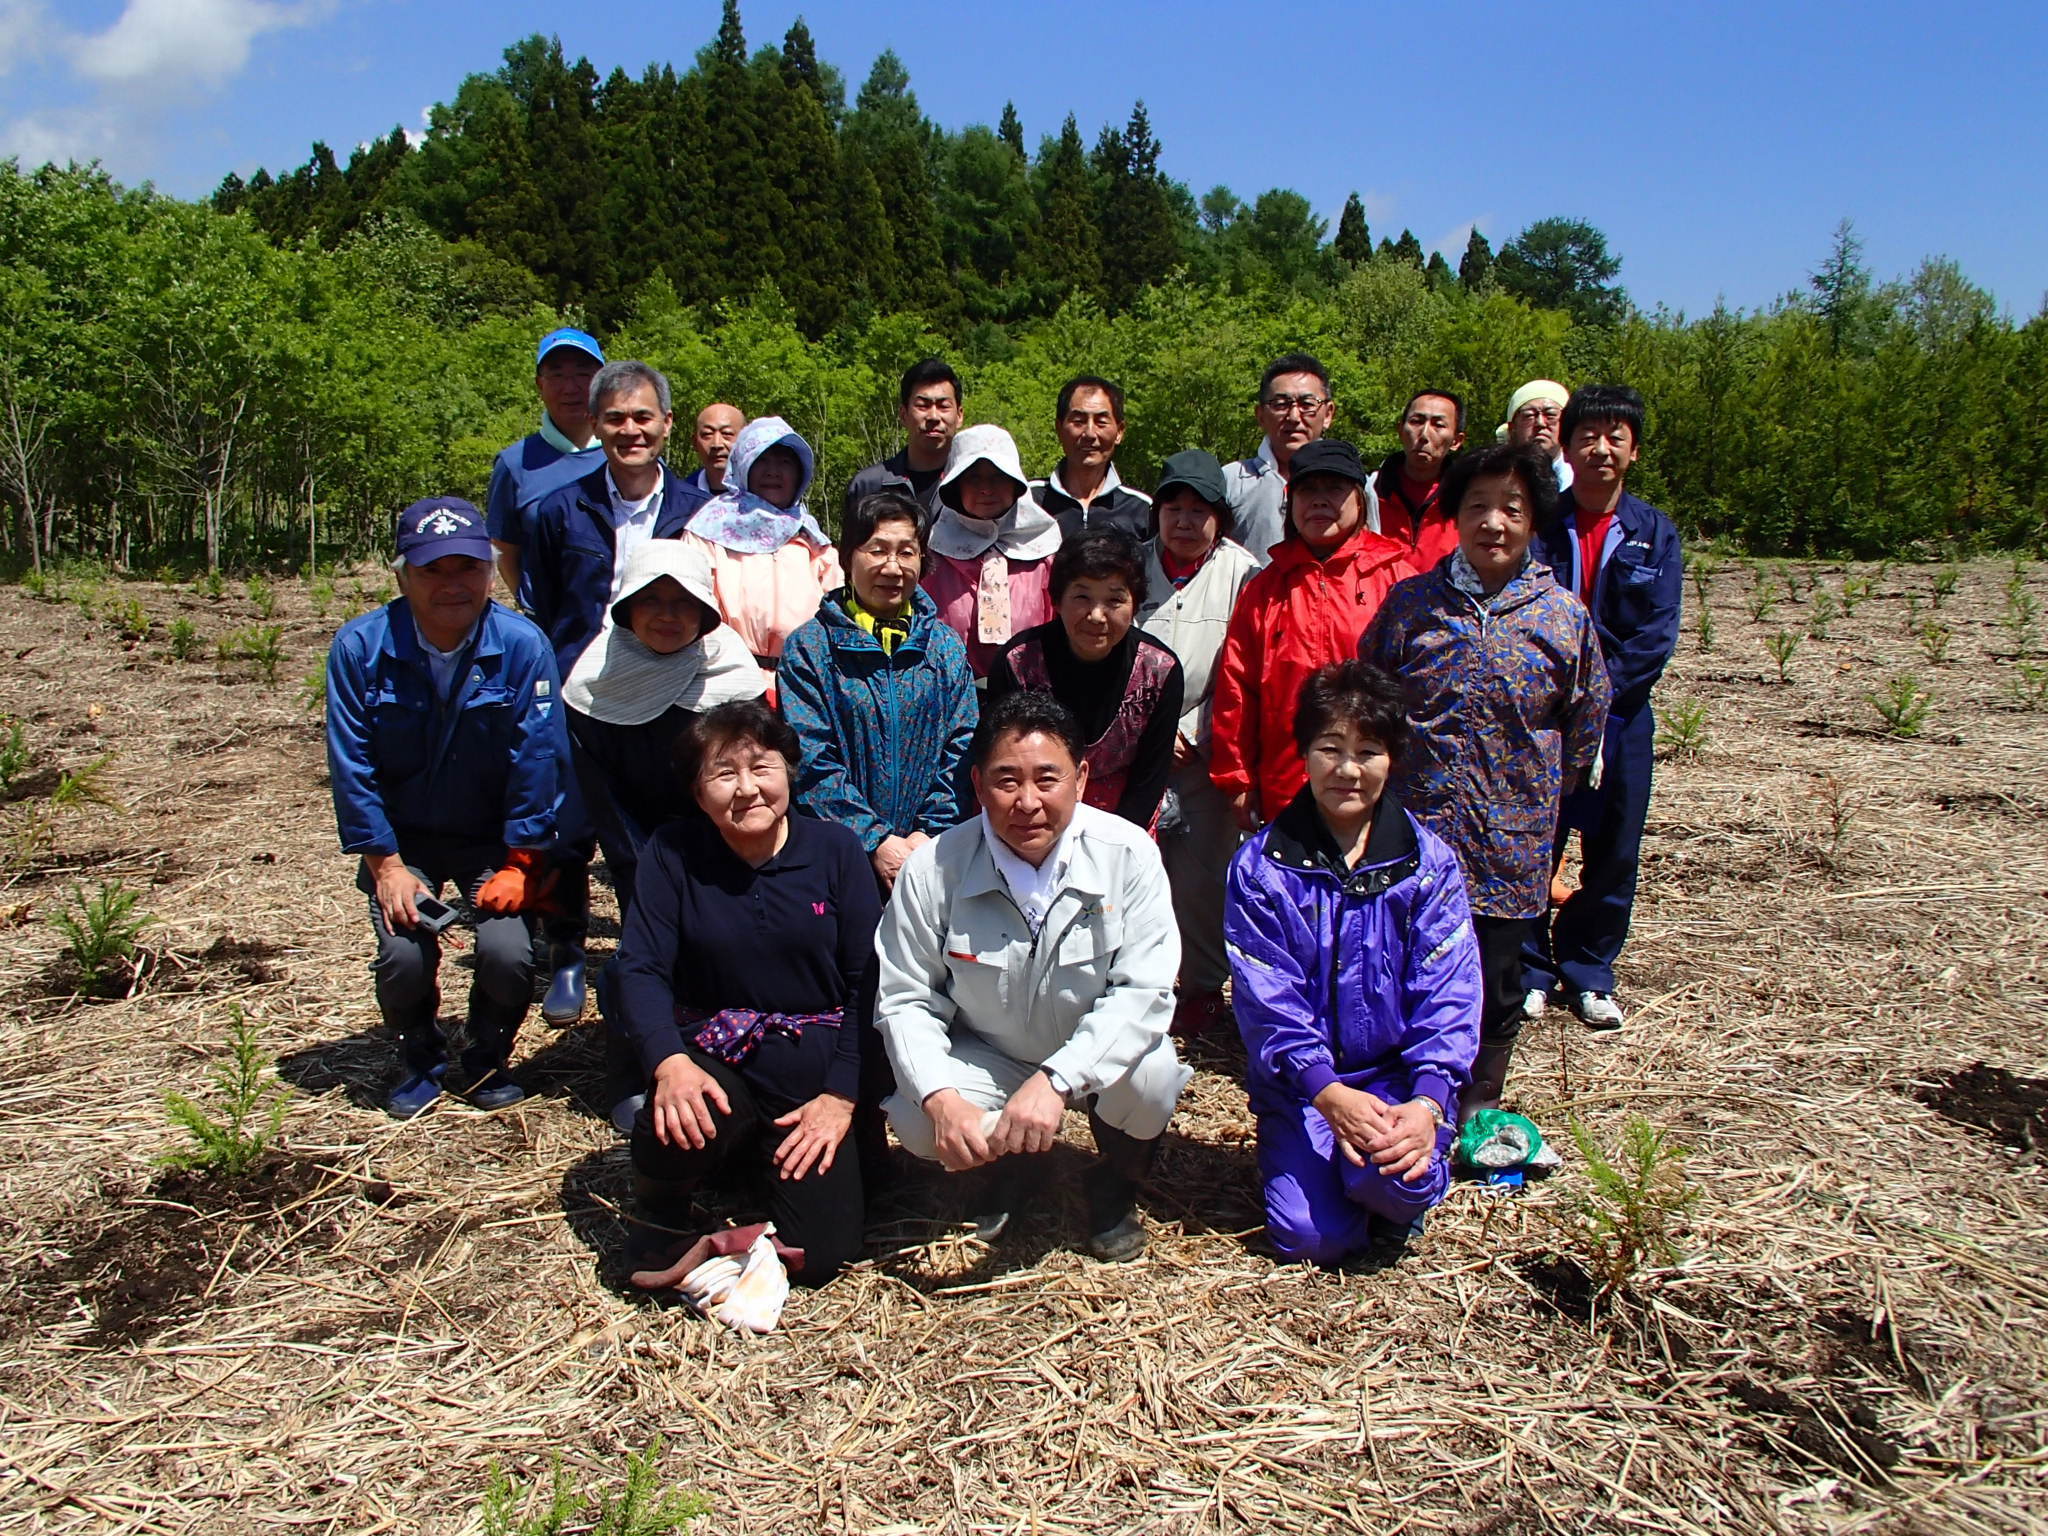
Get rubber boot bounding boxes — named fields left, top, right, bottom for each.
left=385, top=995, right=446, bottom=1119
left=459, top=990, right=529, bottom=1109
left=1084, top=1111, right=1160, bottom=1261
left=968, top=1154, right=1034, bottom=1241
left=627, top=1171, right=696, bottom=1268
left=1459, top=1040, right=1516, bottom=1133
left=541, top=941, right=588, bottom=1026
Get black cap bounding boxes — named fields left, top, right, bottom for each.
left=1154, top=449, right=1227, bottom=509
left=1288, top=439, right=1366, bottom=486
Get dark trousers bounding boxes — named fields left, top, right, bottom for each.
left=1524, top=706, right=1655, bottom=996
left=360, top=841, right=535, bottom=1070
left=1473, top=914, right=1532, bottom=1047
left=630, top=1031, right=866, bottom=1283
left=545, top=760, right=594, bottom=949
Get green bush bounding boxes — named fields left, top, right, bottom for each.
left=1764, top=629, right=1799, bottom=684
left=481, top=1439, right=708, bottom=1536
left=1806, top=590, right=1836, bottom=639
left=168, top=616, right=202, bottom=660
left=49, top=878, right=150, bottom=986
left=160, top=1004, right=291, bottom=1179
left=1917, top=619, right=1952, bottom=665
left=1654, top=699, right=1707, bottom=760
left=1866, top=674, right=1931, bottom=737
left=111, top=596, right=149, bottom=640
left=246, top=574, right=277, bottom=619
left=0, top=717, right=28, bottom=798
left=299, top=668, right=327, bottom=712
left=50, top=753, right=120, bottom=812
left=1549, top=1116, right=1702, bottom=1303
left=220, top=624, right=287, bottom=685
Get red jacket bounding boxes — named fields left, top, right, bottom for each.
left=1209, top=525, right=1417, bottom=820
left=1374, top=455, right=1461, bottom=571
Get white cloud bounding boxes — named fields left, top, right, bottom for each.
left=1432, top=216, right=1495, bottom=260
left=73, top=0, right=325, bottom=94
left=0, top=0, right=50, bottom=75
left=0, top=105, right=120, bottom=167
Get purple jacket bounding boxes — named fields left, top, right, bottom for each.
left=1360, top=556, right=1610, bottom=919
left=1226, top=788, right=1482, bottom=1121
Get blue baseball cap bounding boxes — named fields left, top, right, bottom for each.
left=395, top=497, right=493, bottom=566
left=535, top=327, right=604, bottom=367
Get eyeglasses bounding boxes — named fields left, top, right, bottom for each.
left=1513, top=405, right=1562, bottom=423
left=1261, top=393, right=1329, bottom=417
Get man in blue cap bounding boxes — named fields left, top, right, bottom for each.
left=325, top=497, right=565, bottom=1118
left=487, top=327, right=607, bottom=606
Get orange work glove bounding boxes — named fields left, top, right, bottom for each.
left=475, top=848, right=561, bottom=916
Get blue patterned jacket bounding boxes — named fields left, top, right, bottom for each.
left=1360, top=557, right=1610, bottom=919
left=778, top=586, right=979, bottom=851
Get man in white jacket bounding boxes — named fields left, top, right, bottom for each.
left=875, top=690, right=1193, bottom=1260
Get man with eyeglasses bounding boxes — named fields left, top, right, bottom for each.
left=845, top=357, right=964, bottom=523
left=1222, top=354, right=1379, bottom=567
left=1500, top=380, right=1573, bottom=492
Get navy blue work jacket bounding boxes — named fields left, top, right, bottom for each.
left=325, top=598, right=562, bottom=856
left=1535, top=489, right=1683, bottom=717
left=523, top=463, right=706, bottom=677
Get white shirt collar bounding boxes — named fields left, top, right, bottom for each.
left=980, top=810, right=1078, bottom=936
left=1254, top=437, right=1280, bottom=476
left=1049, top=460, right=1123, bottom=502
left=604, top=466, right=664, bottom=526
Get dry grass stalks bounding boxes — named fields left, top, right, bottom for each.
left=0, top=559, right=2044, bottom=1534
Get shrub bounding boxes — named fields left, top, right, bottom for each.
left=50, top=753, right=120, bottom=812
left=1694, top=594, right=1715, bottom=653
left=1745, top=577, right=1776, bottom=623
left=299, top=668, right=327, bottom=712
left=1548, top=1116, right=1701, bottom=1303
left=246, top=574, right=277, bottom=619
left=1654, top=698, right=1707, bottom=761
left=1930, top=567, right=1960, bottom=608
left=1764, top=629, right=1799, bottom=684
left=2004, top=576, right=2038, bottom=657
left=2011, top=662, right=2048, bottom=712
left=481, top=1438, right=708, bottom=1536
left=0, top=717, right=28, bottom=798
left=1807, top=590, right=1836, bottom=639
left=49, top=878, right=149, bottom=986
left=201, top=570, right=225, bottom=600
left=1866, top=674, right=1930, bottom=738
left=160, top=1004, right=291, bottom=1179
left=221, top=624, right=286, bottom=685
left=309, top=574, right=335, bottom=620
left=168, top=617, right=202, bottom=660
left=1917, top=619, right=1952, bottom=666
left=1839, top=574, right=1871, bottom=614
left=111, top=597, right=148, bottom=640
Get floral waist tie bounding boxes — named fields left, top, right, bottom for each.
left=679, top=1004, right=843, bottom=1068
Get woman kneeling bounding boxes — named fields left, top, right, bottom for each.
left=609, top=700, right=882, bottom=1284
left=1224, top=662, right=1481, bottom=1264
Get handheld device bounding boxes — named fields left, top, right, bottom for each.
left=412, top=893, right=460, bottom=933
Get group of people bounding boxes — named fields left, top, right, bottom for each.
left=324, top=328, right=1682, bottom=1282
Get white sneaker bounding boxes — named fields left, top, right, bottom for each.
left=1521, top=988, right=1550, bottom=1021
left=1574, top=991, right=1625, bottom=1032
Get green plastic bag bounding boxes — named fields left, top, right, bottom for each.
left=1454, top=1108, right=1546, bottom=1170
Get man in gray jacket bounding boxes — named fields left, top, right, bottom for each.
left=875, top=690, right=1193, bottom=1260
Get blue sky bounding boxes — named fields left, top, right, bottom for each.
left=4, top=0, right=2044, bottom=318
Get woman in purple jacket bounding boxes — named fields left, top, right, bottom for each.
left=1225, top=661, right=1483, bottom=1265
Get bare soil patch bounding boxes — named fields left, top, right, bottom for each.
left=0, top=559, right=2045, bottom=1534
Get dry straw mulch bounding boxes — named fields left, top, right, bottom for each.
left=0, top=557, right=2044, bottom=1534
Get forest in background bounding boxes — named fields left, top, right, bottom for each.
left=1, top=0, right=2043, bottom=573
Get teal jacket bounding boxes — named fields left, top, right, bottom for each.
left=777, top=586, right=978, bottom=852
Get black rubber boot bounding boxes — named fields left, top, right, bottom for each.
left=458, top=991, right=529, bottom=1109
left=1460, top=1040, right=1516, bottom=1130
left=968, top=1155, right=1034, bottom=1241
left=627, top=1171, right=696, bottom=1266
left=1084, top=1111, right=1160, bottom=1262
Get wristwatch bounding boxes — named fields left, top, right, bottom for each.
left=1413, top=1096, right=1448, bottom=1130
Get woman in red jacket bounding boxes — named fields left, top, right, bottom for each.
left=1209, top=439, right=1416, bottom=830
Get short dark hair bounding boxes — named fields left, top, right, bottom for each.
left=1050, top=529, right=1148, bottom=611
left=1056, top=375, right=1125, bottom=423
left=1259, top=353, right=1330, bottom=401
left=1559, top=384, right=1646, bottom=449
left=1438, top=442, right=1560, bottom=529
left=1403, top=388, right=1465, bottom=433
left=675, top=699, right=801, bottom=785
left=839, top=489, right=924, bottom=572
left=970, top=689, right=1083, bottom=770
left=1293, top=660, right=1411, bottom=760
left=899, top=357, right=963, bottom=410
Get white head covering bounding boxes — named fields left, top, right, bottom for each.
left=927, top=424, right=1062, bottom=562
left=564, top=541, right=769, bottom=725
left=1499, top=379, right=1570, bottom=440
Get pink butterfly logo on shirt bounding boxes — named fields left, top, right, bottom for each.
left=813, top=902, right=828, bottom=916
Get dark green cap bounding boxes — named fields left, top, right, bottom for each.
left=1154, top=449, right=1228, bottom=509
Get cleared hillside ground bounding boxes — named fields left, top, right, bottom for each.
left=0, top=556, right=2043, bottom=1535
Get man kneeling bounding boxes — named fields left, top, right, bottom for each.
left=876, top=691, right=1193, bottom=1260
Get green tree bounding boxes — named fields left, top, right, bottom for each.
left=1093, top=102, right=1182, bottom=312
left=1458, top=227, right=1494, bottom=289
left=1333, top=192, right=1371, bottom=266
left=997, top=101, right=1025, bottom=158
left=1496, top=216, right=1626, bottom=325
left=1030, top=115, right=1102, bottom=305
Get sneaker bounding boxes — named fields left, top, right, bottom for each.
left=1521, top=988, right=1550, bottom=1022
left=386, top=1065, right=446, bottom=1119
left=1573, top=991, right=1625, bottom=1032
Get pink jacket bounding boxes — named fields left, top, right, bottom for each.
left=679, top=531, right=842, bottom=662
left=921, top=552, right=1055, bottom=679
